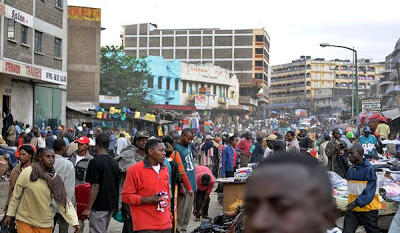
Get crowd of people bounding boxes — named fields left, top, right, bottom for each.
left=1, top=114, right=400, bottom=233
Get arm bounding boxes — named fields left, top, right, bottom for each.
left=4, top=166, right=19, bottom=211
left=65, top=163, right=76, bottom=204
left=172, top=152, right=193, bottom=192
left=6, top=169, right=27, bottom=217
left=82, top=184, right=99, bottom=219
left=355, top=168, right=378, bottom=207
left=58, top=200, right=79, bottom=228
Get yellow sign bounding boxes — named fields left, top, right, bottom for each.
left=68, top=6, right=101, bottom=22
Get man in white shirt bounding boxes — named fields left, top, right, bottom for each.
left=116, top=133, right=128, bottom=156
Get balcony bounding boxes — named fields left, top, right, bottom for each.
left=239, top=96, right=258, bottom=106
left=386, top=85, right=400, bottom=94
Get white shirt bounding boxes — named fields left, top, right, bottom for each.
left=38, top=137, right=46, bottom=148
left=116, top=137, right=128, bottom=155
left=152, top=164, right=161, bottom=175
left=75, top=155, right=85, bottom=166
left=25, top=128, right=31, bottom=134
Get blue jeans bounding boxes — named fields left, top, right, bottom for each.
left=389, top=208, right=400, bottom=233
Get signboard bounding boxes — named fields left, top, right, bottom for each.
left=199, top=88, right=211, bottom=95
left=99, top=95, right=120, bottom=104
left=68, top=6, right=101, bottom=22
left=0, top=3, right=33, bottom=27
left=295, top=109, right=307, bottom=117
left=195, top=95, right=207, bottom=110
left=0, top=59, right=67, bottom=85
left=362, top=98, right=381, bottom=112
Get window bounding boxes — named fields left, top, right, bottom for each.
left=54, top=38, right=62, bottom=58
left=175, top=79, right=179, bottom=91
left=255, top=61, right=263, bottom=67
left=219, top=86, right=222, bottom=97
left=7, top=19, right=15, bottom=40
left=148, top=77, right=154, bottom=88
left=182, top=81, right=186, bottom=93
left=213, top=85, right=216, bottom=95
left=158, top=77, right=162, bottom=89
left=255, top=48, right=263, bottom=54
left=34, top=31, right=42, bottom=53
left=166, top=78, right=170, bottom=90
left=255, top=35, right=263, bottom=42
left=21, top=25, right=28, bottom=44
left=56, top=0, right=63, bottom=8
left=189, top=82, right=192, bottom=94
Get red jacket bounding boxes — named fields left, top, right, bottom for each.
left=121, top=158, right=172, bottom=231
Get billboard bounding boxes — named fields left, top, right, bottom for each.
left=68, top=6, right=101, bottom=22
left=362, top=98, right=381, bottom=112
left=195, top=95, right=207, bottom=110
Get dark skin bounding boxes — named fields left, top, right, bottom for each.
left=285, top=133, right=294, bottom=142
left=19, top=149, right=32, bottom=168
left=136, top=137, right=148, bottom=157
left=245, top=164, right=336, bottom=233
left=4, top=150, right=79, bottom=233
left=141, top=143, right=166, bottom=204
left=332, top=131, right=341, bottom=140
left=193, top=178, right=211, bottom=219
left=82, top=143, right=109, bottom=220
left=77, top=143, right=89, bottom=156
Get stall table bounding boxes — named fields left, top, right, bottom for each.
left=216, top=178, right=246, bottom=215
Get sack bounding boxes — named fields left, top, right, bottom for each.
left=112, top=210, right=123, bottom=223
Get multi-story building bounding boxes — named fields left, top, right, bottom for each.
left=121, top=23, right=270, bottom=115
left=67, top=6, right=101, bottom=110
left=144, top=56, right=240, bottom=122
left=270, top=56, right=384, bottom=114
left=0, top=0, right=68, bottom=131
left=372, top=38, right=400, bottom=111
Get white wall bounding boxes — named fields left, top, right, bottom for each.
left=3, top=78, right=33, bottom=126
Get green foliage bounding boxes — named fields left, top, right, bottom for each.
left=100, top=45, right=153, bottom=111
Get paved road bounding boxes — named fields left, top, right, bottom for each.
left=0, top=181, right=222, bottom=233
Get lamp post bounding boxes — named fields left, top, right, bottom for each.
left=320, top=43, right=359, bottom=116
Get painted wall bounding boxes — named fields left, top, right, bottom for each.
left=144, top=56, right=181, bottom=105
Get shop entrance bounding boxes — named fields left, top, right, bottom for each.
left=3, top=95, right=10, bottom=113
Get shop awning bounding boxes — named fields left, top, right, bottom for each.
left=382, top=109, right=400, bottom=120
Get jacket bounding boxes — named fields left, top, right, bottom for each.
left=70, top=151, right=93, bottom=186
left=287, top=139, right=300, bottom=153
left=121, top=158, right=172, bottom=231
left=298, top=136, right=313, bottom=152
left=346, top=159, right=382, bottom=212
left=251, top=143, right=264, bottom=163
left=6, top=166, right=78, bottom=228
left=221, top=146, right=236, bottom=177
left=54, top=154, right=76, bottom=204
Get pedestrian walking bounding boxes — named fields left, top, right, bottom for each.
left=122, top=138, right=172, bottom=232
left=236, top=132, right=252, bottom=167
left=53, top=139, right=76, bottom=233
left=221, top=135, right=238, bottom=178
left=3, top=147, right=79, bottom=233
left=174, top=128, right=196, bottom=233
left=342, top=143, right=382, bottom=233
left=82, top=133, right=120, bottom=233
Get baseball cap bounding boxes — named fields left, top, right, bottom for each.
left=135, top=130, right=150, bottom=139
left=346, top=132, right=355, bottom=139
left=363, top=126, right=372, bottom=133
left=76, top=136, right=90, bottom=145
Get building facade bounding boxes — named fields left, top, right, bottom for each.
left=67, top=6, right=101, bottom=110
left=121, top=23, right=270, bottom=115
left=0, top=0, right=68, bottom=131
left=270, top=56, right=384, bottom=113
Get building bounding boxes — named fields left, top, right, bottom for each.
left=121, top=23, right=270, bottom=116
left=270, top=56, right=384, bottom=114
left=371, top=38, right=400, bottom=111
left=67, top=6, right=101, bottom=110
left=0, top=0, right=68, bottom=131
left=144, top=56, right=240, bottom=122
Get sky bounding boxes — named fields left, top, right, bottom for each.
left=69, top=0, right=400, bottom=65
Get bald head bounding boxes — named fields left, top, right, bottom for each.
left=350, top=143, right=364, bottom=156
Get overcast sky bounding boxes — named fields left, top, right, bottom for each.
left=69, top=0, right=400, bottom=65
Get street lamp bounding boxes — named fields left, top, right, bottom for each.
left=320, top=42, right=359, bottom=116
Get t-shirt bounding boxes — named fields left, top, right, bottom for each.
left=75, top=155, right=85, bottom=166
left=195, top=166, right=215, bottom=194
left=376, top=123, right=390, bottom=140
left=152, top=164, right=161, bottom=175
left=236, top=138, right=252, bottom=157
left=116, top=137, right=128, bottom=155
left=174, top=143, right=197, bottom=191
left=85, top=154, right=120, bottom=211
left=360, top=135, right=378, bottom=157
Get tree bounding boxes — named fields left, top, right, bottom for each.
left=100, top=46, right=153, bottom=111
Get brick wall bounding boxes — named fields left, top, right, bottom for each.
left=35, top=0, right=63, bottom=28
left=5, top=0, right=33, bottom=14
left=4, top=21, right=32, bottom=63
left=34, top=32, right=62, bottom=69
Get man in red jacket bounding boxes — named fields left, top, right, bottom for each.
left=122, top=138, right=172, bottom=233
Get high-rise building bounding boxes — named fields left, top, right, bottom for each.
left=0, top=0, right=68, bottom=130
left=67, top=6, right=101, bottom=110
left=121, top=23, right=270, bottom=114
left=270, top=56, right=384, bottom=113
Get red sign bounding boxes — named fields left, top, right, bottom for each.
left=26, top=65, right=42, bottom=79
left=5, top=61, right=20, bottom=75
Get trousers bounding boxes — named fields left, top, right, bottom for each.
left=343, top=210, right=381, bottom=233
left=54, top=213, right=69, bottom=233
left=89, top=210, right=113, bottom=233
left=16, top=220, right=52, bottom=233
left=194, top=191, right=210, bottom=217
left=389, top=208, right=400, bottom=233
left=176, top=194, right=194, bottom=233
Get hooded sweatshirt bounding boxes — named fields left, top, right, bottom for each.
left=346, top=159, right=382, bottom=212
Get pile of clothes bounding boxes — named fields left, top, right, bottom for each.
left=193, top=211, right=244, bottom=233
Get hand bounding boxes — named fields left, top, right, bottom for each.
left=141, top=195, right=161, bottom=204
left=73, top=225, right=80, bottom=233
left=2, top=216, right=11, bottom=226
left=188, top=190, right=194, bottom=197
left=82, top=208, right=91, bottom=220
left=346, top=201, right=358, bottom=211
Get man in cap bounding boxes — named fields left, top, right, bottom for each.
left=343, top=143, right=381, bottom=233
left=115, top=130, right=150, bottom=233
left=359, top=126, right=378, bottom=159
left=70, top=136, right=93, bottom=233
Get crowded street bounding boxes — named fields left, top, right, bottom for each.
left=1, top=1, right=400, bottom=233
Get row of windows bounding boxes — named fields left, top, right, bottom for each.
left=181, top=81, right=229, bottom=98
left=7, top=19, right=62, bottom=58
left=148, top=77, right=179, bottom=91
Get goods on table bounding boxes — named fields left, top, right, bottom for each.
left=234, top=167, right=253, bottom=182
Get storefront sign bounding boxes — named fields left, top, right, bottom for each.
left=362, top=98, right=381, bottom=112
left=0, top=59, right=67, bottom=85
left=99, top=95, right=120, bottom=104
left=0, top=3, right=33, bottom=27
left=68, top=6, right=101, bottom=22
